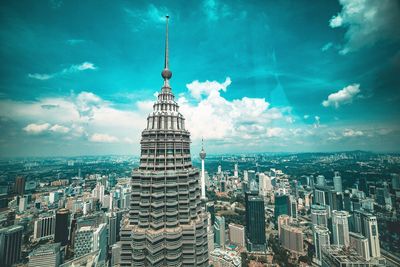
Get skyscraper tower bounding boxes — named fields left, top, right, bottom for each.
left=333, top=171, right=342, bottom=193
left=119, top=16, right=208, bottom=267
left=199, top=138, right=207, bottom=200
left=332, top=210, right=350, bottom=247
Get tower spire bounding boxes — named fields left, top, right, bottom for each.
left=161, top=15, right=172, bottom=85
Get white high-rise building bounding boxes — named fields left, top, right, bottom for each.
left=363, top=214, right=381, bottom=258
left=49, top=192, right=59, bottom=204
left=332, top=210, right=350, bottom=247
left=333, top=171, right=342, bottom=193
left=74, top=223, right=107, bottom=263
left=33, top=214, right=55, bottom=241
left=233, top=163, right=238, bottom=178
left=229, top=223, right=245, bottom=248
left=316, top=175, right=326, bottom=186
left=19, top=196, right=28, bottom=212
left=259, top=173, right=272, bottom=196
left=311, top=204, right=328, bottom=227
left=349, top=232, right=370, bottom=261
left=313, top=225, right=330, bottom=264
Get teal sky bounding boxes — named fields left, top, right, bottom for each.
left=0, top=0, right=399, bottom=157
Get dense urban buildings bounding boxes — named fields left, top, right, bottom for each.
left=0, top=4, right=399, bottom=267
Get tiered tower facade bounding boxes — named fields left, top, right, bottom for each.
left=120, top=16, right=209, bottom=267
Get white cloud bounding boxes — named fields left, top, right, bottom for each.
left=303, top=115, right=309, bottom=119
left=186, top=77, right=231, bottom=100
left=314, top=116, right=320, bottom=128
left=89, top=133, right=119, bottom=143
left=23, top=123, right=50, bottom=134
left=49, top=124, right=70, bottom=134
left=322, top=84, right=360, bottom=108
left=28, top=62, right=97, bottom=80
left=321, top=42, right=333, bottom=52
left=179, top=77, right=288, bottom=141
left=343, top=129, right=364, bottom=137
left=75, top=62, right=96, bottom=71
left=329, top=0, right=400, bottom=54
left=266, top=127, right=284, bottom=138
left=28, top=73, right=53, bottom=80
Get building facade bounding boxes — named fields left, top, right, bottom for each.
left=119, top=16, right=208, bottom=267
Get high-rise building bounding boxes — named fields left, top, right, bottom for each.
left=49, top=191, right=59, bottom=204
left=362, top=213, right=381, bottom=258
left=274, top=193, right=289, bottom=221
left=214, top=216, right=226, bottom=249
left=55, top=208, right=70, bottom=246
left=313, top=225, right=330, bottom=264
left=0, top=225, right=23, bottom=267
left=333, top=171, right=342, bottom=193
left=229, top=223, right=245, bottom=248
left=199, top=139, right=207, bottom=200
left=349, top=232, right=370, bottom=261
left=313, top=186, right=327, bottom=206
left=279, top=224, right=304, bottom=254
left=332, top=210, right=350, bottom=247
left=328, top=190, right=343, bottom=212
left=246, top=195, right=266, bottom=251
left=277, top=214, right=291, bottom=238
left=28, top=243, right=61, bottom=267
left=233, top=163, right=238, bottom=178
left=311, top=204, right=328, bottom=227
left=15, top=176, right=25, bottom=196
left=288, top=195, right=297, bottom=219
left=317, top=175, right=326, bottom=186
left=33, top=213, right=56, bottom=241
left=74, top=223, right=107, bottom=262
left=343, top=190, right=352, bottom=212
left=107, top=212, right=117, bottom=246
left=119, top=16, right=208, bottom=267
left=19, top=196, right=28, bottom=212
left=391, top=174, right=400, bottom=190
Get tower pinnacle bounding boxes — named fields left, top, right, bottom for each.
left=161, top=15, right=172, bottom=83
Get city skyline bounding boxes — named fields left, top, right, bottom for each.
left=1, top=0, right=400, bottom=157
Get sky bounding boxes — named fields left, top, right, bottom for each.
left=0, top=0, right=399, bottom=157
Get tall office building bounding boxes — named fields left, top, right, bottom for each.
left=28, top=243, right=61, bottom=267
left=15, top=176, right=25, bottom=196
left=316, top=175, right=326, bottom=186
left=246, top=195, right=266, bottom=251
left=274, top=193, right=289, bottom=221
left=279, top=224, right=304, bottom=254
left=33, top=213, right=56, bottom=241
left=288, top=195, right=297, bottom=219
left=328, top=190, right=343, bottom=212
left=0, top=225, right=23, bottom=267
left=332, top=210, right=350, bottom=247
left=363, top=214, right=381, bottom=258
left=349, top=232, right=370, bottom=261
left=214, top=216, right=226, bottom=249
left=311, top=204, right=328, bottom=227
left=229, top=223, right=245, bottom=248
left=55, top=208, right=70, bottom=246
left=333, top=171, right=342, bottom=193
left=74, top=223, right=107, bottom=262
left=199, top=139, right=207, bottom=200
left=313, top=186, right=327, bottom=206
left=277, top=214, right=291, bottom=238
left=343, top=190, right=352, bottom=212
left=313, top=225, right=330, bottom=264
left=119, top=16, right=208, bottom=267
